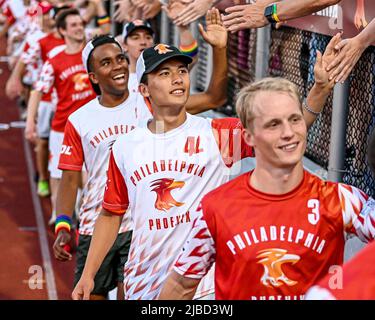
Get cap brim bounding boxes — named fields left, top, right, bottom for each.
left=125, top=26, right=154, bottom=40
left=145, top=53, right=193, bottom=75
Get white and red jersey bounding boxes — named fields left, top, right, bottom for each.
left=305, top=232, right=375, bottom=300
left=58, top=94, right=151, bottom=235
left=128, top=73, right=139, bottom=94
left=36, top=50, right=96, bottom=132
left=173, top=170, right=375, bottom=300
left=22, top=32, right=65, bottom=102
left=103, top=114, right=253, bottom=300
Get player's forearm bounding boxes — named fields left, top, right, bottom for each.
left=178, top=25, right=198, bottom=67
left=81, top=210, right=122, bottom=278
left=184, top=46, right=227, bottom=114
left=55, top=170, right=81, bottom=218
left=304, top=83, right=331, bottom=129
left=205, top=46, right=228, bottom=108
left=158, top=271, right=199, bottom=300
left=96, top=0, right=111, bottom=35
left=357, top=18, right=375, bottom=48
left=9, top=59, right=26, bottom=82
left=277, top=0, right=341, bottom=22
left=26, top=90, right=43, bottom=124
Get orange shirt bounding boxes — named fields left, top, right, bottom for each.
left=305, top=241, right=375, bottom=300
left=174, top=170, right=374, bottom=300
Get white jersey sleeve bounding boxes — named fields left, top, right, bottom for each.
left=338, top=183, right=375, bottom=241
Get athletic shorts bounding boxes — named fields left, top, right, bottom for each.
left=74, top=231, right=133, bottom=297
left=37, top=101, right=55, bottom=139
left=48, top=130, right=64, bottom=179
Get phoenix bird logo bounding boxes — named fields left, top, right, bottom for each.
left=73, top=73, right=89, bottom=91
left=154, top=44, right=173, bottom=55
left=256, top=248, right=300, bottom=288
left=150, top=178, right=185, bottom=212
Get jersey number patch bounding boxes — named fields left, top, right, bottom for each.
left=184, top=136, right=203, bottom=156
left=61, top=145, right=73, bottom=155
left=307, top=199, right=320, bottom=225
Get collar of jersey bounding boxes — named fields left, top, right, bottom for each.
left=94, top=95, right=133, bottom=112
left=144, top=113, right=192, bottom=139
left=244, top=169, right=308, bottom=201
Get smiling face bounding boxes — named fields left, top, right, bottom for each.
left=124, top=28, right=154, bottom=63
left=243, top=91, right=307, bottom=169
left=60, top=14, right=85, bottom=43
left=139, top=58, right=190, bottom=109
left=89, top=43, right=129, bottom=97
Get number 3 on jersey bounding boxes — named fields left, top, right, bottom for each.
left=307, top=199, right=320, bottom=225
left=184, top=136, right=203, bottom=156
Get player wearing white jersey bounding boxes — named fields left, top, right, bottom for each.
left=72, top=8, right=231, bottom=300
left=52, top=35, right=150, bottom=300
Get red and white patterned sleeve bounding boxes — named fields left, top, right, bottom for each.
left=211, top=118, right=254, bottom=167
left=58, top=119, right=84, bottom=171
left=338, top=183, right=375, bottom=242
left=173, top=213, right=216, bottom=279
left=21, top=40, right=40, bottom=65
left=35, top=60, right=55, bottom=94
left=102, top=151, right=130, bottom=215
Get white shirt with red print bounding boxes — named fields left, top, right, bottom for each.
left=58, top=93, right=151, bottom=235
left=102, top=114, right=253, bottom=300
left=173, top=170, right=375, bottom=300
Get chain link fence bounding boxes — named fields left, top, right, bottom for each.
left=151, top=14, right=375, bottom=196
left=343, top=47, right=375, bottom=197
left=267, top=26, right=333, bottom=169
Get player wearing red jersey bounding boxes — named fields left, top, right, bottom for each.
left=305, top=131, right=375, bottom=300
left=158, top=77, right=375, bottom=300
left=7, top=3, right=66, bottom=198
left=34, top=8, right=96, bottom=224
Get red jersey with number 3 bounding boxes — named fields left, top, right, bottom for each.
left=173, top=170, right=375, bottom=300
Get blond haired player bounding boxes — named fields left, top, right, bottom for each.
left=158, top=77, right=375, bottom=300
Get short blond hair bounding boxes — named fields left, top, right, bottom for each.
left=236, top=77, right=302, bottom=129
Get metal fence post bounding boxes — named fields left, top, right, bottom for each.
left=255, top=25, right=271, bottom=80
left=327, top=81, right=350, bottom=182
left=160, top=11, right=169, bottom=44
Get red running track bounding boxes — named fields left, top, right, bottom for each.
left=0, top=43, right=74, bottom=300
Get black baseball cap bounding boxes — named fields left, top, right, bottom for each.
left=122, top=19, right=154, bottom=41
left=136, top=44, right=193, bottom=83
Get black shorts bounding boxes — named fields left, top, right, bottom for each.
left=74, top=231, right=132, bottom=296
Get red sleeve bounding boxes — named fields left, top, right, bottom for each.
left=211, top=118, right=254, bottom=167
left=3, top=6, right=15, bottom=25
left=102, top=151, right=129, bottom=215
left=58, top=119, right=84, bottom=171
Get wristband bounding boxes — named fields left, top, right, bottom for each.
left=55, top=214, right=72, bottom=234
left=97, top=15, right=110, bottom=26
left=272, top=4, right=280, bottom=23
left=179, top=40, right=198, bottom=58
left=303, top=98, right=321, bottom=116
